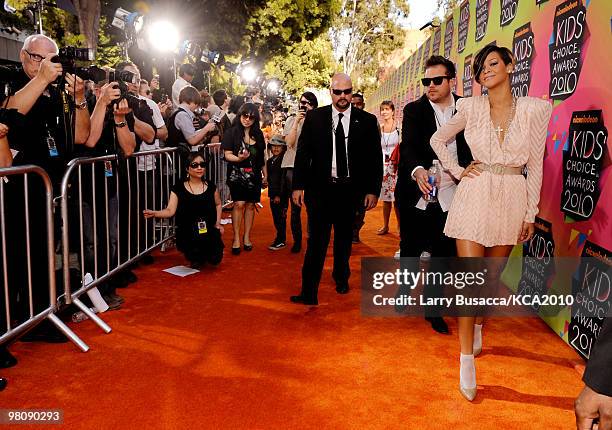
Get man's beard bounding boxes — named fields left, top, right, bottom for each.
left=336, top=99, right=349, bottom=109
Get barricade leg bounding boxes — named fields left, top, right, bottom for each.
left=72, top=297, right=112, bottom=334
left=46, top=313, right=89, bottom=352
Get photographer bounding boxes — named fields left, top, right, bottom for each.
left=4, top=34, right=90, bottom=182
left=0, top=35, right=91, bottom=346
left=166, top=86, right=216, bottom=152
left=281, top=91, right=318, bottom=253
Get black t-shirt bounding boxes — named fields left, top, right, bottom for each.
left=5, top=72, right=70, bottom=187
left=221, top=125, right=265, bottom=171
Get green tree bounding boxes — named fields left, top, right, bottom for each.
left=330, top=0, right=409, bottom=93
left=263, top=36, right=336, bottom=95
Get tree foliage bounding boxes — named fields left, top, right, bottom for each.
left=330, top=0, right=409, bottom=93
left=263, top=36, right=336, bottom=95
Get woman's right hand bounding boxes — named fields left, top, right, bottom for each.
left=143, top=209, right=156, bottom=218
left=237, top=148, right=250, bottom=161
left=0, top=123, right=9, bottom=139
left=460, top=161, right=482, bottom=180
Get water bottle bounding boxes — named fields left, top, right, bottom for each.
left=426, top=160, right=441, bottom=203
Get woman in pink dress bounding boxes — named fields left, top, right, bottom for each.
left=430, top=45, right=552, bottom=401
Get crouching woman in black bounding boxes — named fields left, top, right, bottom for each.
left=144, top=151, right=224, bottom=268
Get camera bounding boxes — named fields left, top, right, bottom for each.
left=211, top=112, right=223, bottom=123
left=51, top=46, right=94, bottom=74
left=299, top=105, right=307, bottom=113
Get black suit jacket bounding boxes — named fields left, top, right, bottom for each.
left=293, top=105, right=383, bottom=197
left=396, top=94, right=473, bottom=205
left=583, top=317, right=612, bottom=396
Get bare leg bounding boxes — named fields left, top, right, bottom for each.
left=243, top=203, right=255, bottom=245
left=378, top=201, right=391, bottom=234
left=232, top=201, right=245, bottom=248
left=393, top=201, right=400, bottom=235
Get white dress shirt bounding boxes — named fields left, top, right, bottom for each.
left=415, top=97, right=459, bottom=212
left=331, top=104, right=351, bottom=178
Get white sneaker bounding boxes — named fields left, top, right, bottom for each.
left=394, top=249, right=401, bottom=259
left=420, top=251, right=431, bottom=261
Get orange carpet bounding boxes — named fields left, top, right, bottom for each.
left=2, top=194, right=584, bottom=429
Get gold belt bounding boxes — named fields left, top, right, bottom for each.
left=479, top=163, right=524, bottom=175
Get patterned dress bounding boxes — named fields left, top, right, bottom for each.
left=430, top=96, right=552, bottom=246
left=379, top=128, right=400, bottom=202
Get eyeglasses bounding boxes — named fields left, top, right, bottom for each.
left=189, top=162, right=207, bottom=169
left=332, top=88, right=352, bottom=96
left=299, top=100, right=312, bottom=106
left=421, top=76, right=450, bottom=86
left=24, top=49, right=45, bottom=63
left=241, top=113, right=256, bottom=120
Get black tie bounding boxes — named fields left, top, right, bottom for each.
left=335, top=113, right=348, bottom=178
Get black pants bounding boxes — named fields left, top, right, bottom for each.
left=300, top=183, right=359, bottom=301
left=398, top=199, right=456, bottom=317
left=270, top=196, right=287, bottom=243
left=282, top=168, right=303, bottom=245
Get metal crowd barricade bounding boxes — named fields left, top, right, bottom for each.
left=204, top=143, right=230, bottom=206
left=0, top=165, right=87, bottom=352
left=59, top=148, right=182, bottom=342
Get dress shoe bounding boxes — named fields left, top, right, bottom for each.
left=102, top=295, right=123, bottom=310
left=335, top=283, right=350, bottom=294
left=21, top=326, right=68, bottom=343
left=0, top=377, right=6, bottom=391
left=290, top=295, right=318, bottom=305
left=141, top=254, right=155, bottom=265
left=426, top=317, right=449, bottom=334
left=290, top=242, right=301, bottom=253
left=190, top=261, right=203, bottom=270
left=243, top=243, right=253, bottom=251
left=231, top=247, right=241, bottom=255
left=459, top=385, right=477, bottom=401
left=125, top=270, right=138, bottom=284
left=0, top=347, right=17, bottom=368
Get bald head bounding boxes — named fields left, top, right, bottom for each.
left=330, top=73, right=353, bottom=112
left=330, top=73, right=352, bottom=89
left=20, top=34, right=59, bottom=79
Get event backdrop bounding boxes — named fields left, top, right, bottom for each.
left=368, top=0, right=611, bottom=359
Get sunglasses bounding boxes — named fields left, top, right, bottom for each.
left=189, top=162, right=207, bottom=169
left=421, top=76, right=450, bottom=86
left=332, top=88, right=352, bottom=96
left=241, top=113, right=256, bottom=120
left=300, top=100, right=312, bottom=106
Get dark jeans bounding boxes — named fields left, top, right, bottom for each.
left=270, top=197, right=288, bottom=243
left=282, top=168, right=303, bottom=244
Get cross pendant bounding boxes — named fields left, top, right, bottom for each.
left=493, top=125, right=503, bottom=135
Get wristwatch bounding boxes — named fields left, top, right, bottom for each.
left=75, top=99, right=88, bottom=110
left=114, top=121, right=127, bottom=128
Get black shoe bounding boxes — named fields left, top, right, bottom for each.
left=352, top=233, right=360, bottom=244
left=21, top=326, right=69, bottom=343
left=141, top=254, right=155, bottom=265
left=290, top=295, right=318, bottom=305
left=426, top=317, right=449, bottom=334
left=190, top=261, right=203, bottom=270
left=243, top=243, right=253, bottom=251
left=102, top=295, right=123, bottom=310
left=125, top=270, right=138, bottom=284
left=0, top=377, right=6, bottom=391
left=0, top=347, right=17, bottom=369
left=335, top=282, right=350, bottom=294
left=231, top=247, right=241, bottom=255
left=268, top=241, right=286, bottom=251
left=290, top=242, right=301, bottom=253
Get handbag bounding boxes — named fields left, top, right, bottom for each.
left=228, top=141, right=256, bottom=191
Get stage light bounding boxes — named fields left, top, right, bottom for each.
left=240, top=65, right=257, bottom=83
left=112, top=7, right=144, bottom=34
left=148, top=21, right=179, bottom=52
